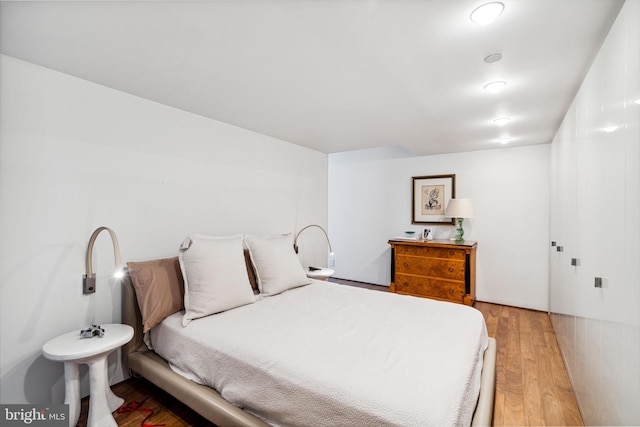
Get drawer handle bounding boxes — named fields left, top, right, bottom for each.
left=449, top=288, right=454, bottom=294
left=448, top=267, right=454, bottom=272
left=403, top=262, right=409, bottom=268
left=403, top=282, right=409, bottom=287
left=449, top=250, right=455, bottom=255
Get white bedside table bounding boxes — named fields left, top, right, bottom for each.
left=42, top=323, right=134, bottom=427
left=306, top=267, right=335, bottom=281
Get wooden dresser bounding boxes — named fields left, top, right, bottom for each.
left=388, top=239, right=477, bottom=306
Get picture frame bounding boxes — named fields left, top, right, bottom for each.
left=422, top=227, right=434, bottom=240
left=412, top=174, right=456, bottom=225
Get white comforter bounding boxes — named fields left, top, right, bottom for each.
left=150, top=281, right=488, bottom=427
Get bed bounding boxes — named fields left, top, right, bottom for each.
left=121, top=234, right=496, bottom=427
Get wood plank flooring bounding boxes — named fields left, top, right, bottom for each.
left=475, top=301, right=583, bottom=426
left=76, top=376, right=215, bottom=427
left=78, top=280, right=583, bottom=426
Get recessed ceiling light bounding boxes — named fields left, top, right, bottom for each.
left=497, top=137, right=512, bottom=144
left=493, top=117, right=510, bottom=126
left=634, top=98, right=640, bottom=105
left=602, top=125, right=618, bottom=133
left=484, top=53, right=503, bottom=63
left=470, top=2, right=505, bottom=25
left=484, top=81, right=507, bottom=94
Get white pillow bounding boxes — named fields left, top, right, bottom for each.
left=245, top=233, right=311, bottom=297
left=179, top=234, right=255, bottom=326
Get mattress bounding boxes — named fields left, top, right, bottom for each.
left=149, top=281, right=488, bottom=427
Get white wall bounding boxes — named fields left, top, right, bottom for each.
left=549, top=1, right=639, bottom=424
left=0, top=55, right=328, bottom=404
left=329, top=144, right=550, bottom=311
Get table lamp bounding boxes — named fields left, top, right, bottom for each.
left=445, top=199, right=474, bottom=242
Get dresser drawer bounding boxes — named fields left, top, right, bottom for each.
left=394, top=274, right=466, bottom=302
left=394, top=245, right=466, bottom=260
left=395, top=255, right=465, bottom=280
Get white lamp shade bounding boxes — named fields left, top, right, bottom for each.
left=445, top=199, right=475, bottom=218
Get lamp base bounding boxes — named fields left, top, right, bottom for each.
left=452, top=218, right=465, bottom=242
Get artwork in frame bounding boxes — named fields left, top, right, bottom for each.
left=422, top=227, right=434, bottom=240
left=412, top=174, right=456, bottom=225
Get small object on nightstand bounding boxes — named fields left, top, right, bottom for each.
left=306, top=267, right=335, bottom=281
left=43, top=324, right=134, bottom=427
left=80, top=324, right=105, bottom=339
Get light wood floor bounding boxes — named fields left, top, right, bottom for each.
left=77, top=283, right=583, bottom=426
left=77, top=376, right=215, bottom=427
left=475, top=301, right=583, bottom=426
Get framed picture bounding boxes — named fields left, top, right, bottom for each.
left=412, top=174, right=456, bottom=225
left=422, top=227, right=434, bottom=240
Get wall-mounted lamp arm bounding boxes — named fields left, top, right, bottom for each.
left=293, top=224, right=333, bottom=255
left=83, top=226, right=123, bottom=294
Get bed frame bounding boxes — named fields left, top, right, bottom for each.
left=121, top=274, right=496, bottom=427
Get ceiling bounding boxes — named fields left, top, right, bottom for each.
left=0, top=0, right=624, bottom=156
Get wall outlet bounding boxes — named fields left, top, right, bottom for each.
left=329, top=258, right=335, bottom=267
